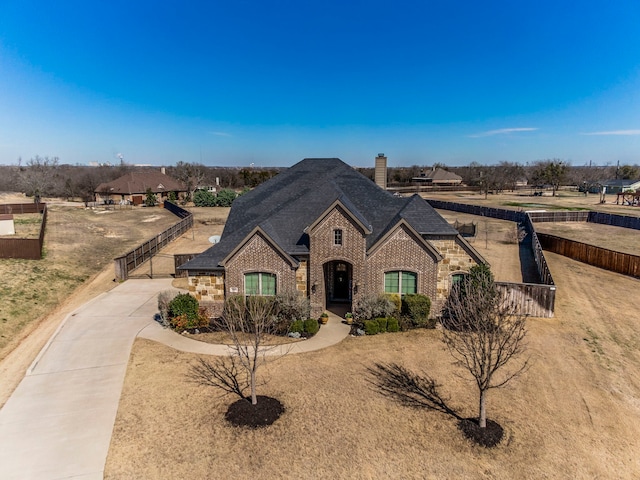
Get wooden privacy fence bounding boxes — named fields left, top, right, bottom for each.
left=114, top=202, right=193, bottom=280
left=496, top=281, right=556, bottom=318
left=587, top=211, right=640, bottom=230
left=427, top=200, right=556, bottom=317
left=426, top=199, right=524, bottom=222
left=0, top=203, right=47, bottom=260
left=522, top=213, right=555, bottom=286
left=174, top=253, right=199, bottom=278
left=0, top=203, right=45, bottom=214
left=527, top=211, right=590, bottom=223
left=538, top=233, right=640, bottom=279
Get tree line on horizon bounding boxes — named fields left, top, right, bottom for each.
left=0, top=156, right=637, bottom=200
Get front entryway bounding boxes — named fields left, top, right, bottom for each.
left=324, top=260, right=352, bottom=305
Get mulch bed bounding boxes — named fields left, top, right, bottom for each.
left=225, top=395, right=285, bottom=428
left=458, top=417, right=504, bottom=447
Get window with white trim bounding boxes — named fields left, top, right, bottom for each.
left=384, top=271, right=417, bottom=295
left=244, top=272, right=276, bottom=296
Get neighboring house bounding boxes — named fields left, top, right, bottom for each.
left=95, top=169, right=187, bottom=205
left=181, top=158, right=485, bottom=317
left=602, top=179, right=640, bottom=195
left=412, top=167, right=463, bottom=186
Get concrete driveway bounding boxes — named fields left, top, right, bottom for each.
left=0, top=279, right=176, bottom=480
left=0, top=279, right=350, bottom=479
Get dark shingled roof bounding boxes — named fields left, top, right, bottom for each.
left=95, top=170, right=187, bottom=195
left=182, top=158, right=458, bottom=271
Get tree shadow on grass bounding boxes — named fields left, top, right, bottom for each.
left=366, top=362, right=462, bottom=420
left=366, top=362, right=503, bottom=448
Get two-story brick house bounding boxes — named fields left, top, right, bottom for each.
left=180, top=158, right=485, bottom=317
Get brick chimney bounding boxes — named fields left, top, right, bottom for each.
left=375, top=153, right=387, bottom=190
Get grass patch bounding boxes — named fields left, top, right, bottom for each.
left=501, top=201, right=591, bottom=211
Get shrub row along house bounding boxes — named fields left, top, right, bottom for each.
left=180, top=158, right=486, bottom=317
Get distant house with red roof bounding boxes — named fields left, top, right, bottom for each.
left=95, top=169, right=187, bottom=205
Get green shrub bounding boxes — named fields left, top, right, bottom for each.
left=290, top=320, right=304, bottom=333
left=303, top=318, right=320, bottom=335
left=169, top=293, right=199, bottom=320
left=376, top=317, right=388, bottom=333
left=387, top=317, right=400, bottom=332
left=402, top=294, right=432, bottom=328
left=364, top=320, right=380, bottom=335
left=168, top=293, right=209, bottom=331
left=193, top=189, right=217, bottom=207
left=216, top=189, right=237, bottom=207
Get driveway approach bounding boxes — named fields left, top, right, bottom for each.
left=0, top=279, right=350, bottom=480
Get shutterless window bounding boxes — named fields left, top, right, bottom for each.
left=334, top=229, right=343, bottom=245
left=244, top=272, right=276, bottom=296
left=384, top=271, right=417, bottom=295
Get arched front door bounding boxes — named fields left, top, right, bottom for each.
left=324, top=260, right=352, bottom=304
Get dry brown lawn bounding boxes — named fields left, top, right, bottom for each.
left=0, top=202, right=231, bottom=408
left=533, top=222, right=640, bottom=256
left=425, top=188, right=640, bottom=217
left=105, top=252, right=640, bottom=479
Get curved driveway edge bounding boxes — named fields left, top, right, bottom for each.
left=0, top=279, right=350, bottom=480
left=138, top=311, right=351, bottom=356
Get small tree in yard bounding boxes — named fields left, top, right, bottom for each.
left=189, top=295, right=286, bottom=427
left=144, top=187, right=157, bottom=206
left=442, top=265, right=529, bottom=433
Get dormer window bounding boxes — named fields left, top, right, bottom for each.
left=334, top=229, right=343, bottom=246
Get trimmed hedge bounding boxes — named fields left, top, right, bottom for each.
left=402, top=294, right=433, bottom=328
left=376, top=317, right=388, bottom=333
left=364, top=320, right=380, bottom=335
left=387, top=317, right=400, bottom=332
left=303, top=318, right=320, bottom=335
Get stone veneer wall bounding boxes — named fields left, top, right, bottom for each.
left=308, top=206, right=367, bottom=316
left=429, top=236, right=478, bottom=311
left=366, top=224, right=439, bottom=303
left=296, top=259, right=308, bottom=296
left=189, top=272, right=225, bottom=317
left=224, top=232, right=298, bottom=295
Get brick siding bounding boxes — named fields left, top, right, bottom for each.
left=366, top=224, right=439, bottom=302
left=308, top=206, right=367, bottom=315
left=224, top=231, right=298, bottom=295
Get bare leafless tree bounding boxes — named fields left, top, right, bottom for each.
left=190, top=295, right=284, bottom=405
left=442, top=266, right=529, bottom=428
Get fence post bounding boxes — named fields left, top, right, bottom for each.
left=114, top=256, right=128, bottom=281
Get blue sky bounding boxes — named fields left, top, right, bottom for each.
left=1, top=0, right=639, bottom=168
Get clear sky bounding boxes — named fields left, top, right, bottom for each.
left=1, top=0, right=639, bottom=168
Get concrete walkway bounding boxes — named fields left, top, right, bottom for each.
left=0, top=279, right=350, bottom=480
